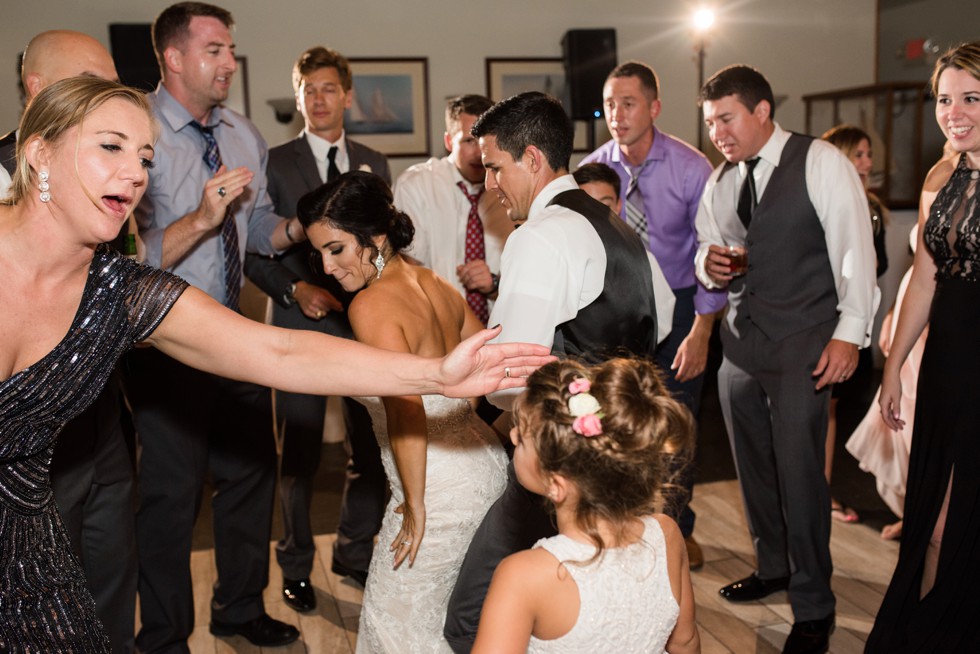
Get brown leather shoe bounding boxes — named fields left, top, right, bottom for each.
left=685, top=535, right=704, bottom=570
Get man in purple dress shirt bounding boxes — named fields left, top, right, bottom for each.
left=580, top=60, right=727, bottom=568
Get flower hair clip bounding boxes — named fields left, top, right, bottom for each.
left=567, top=378, right=604, bottom=437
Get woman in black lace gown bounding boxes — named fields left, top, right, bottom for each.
left=868, top=42, right=980, bottom=652
left=0, top=77, right=549, bottom=652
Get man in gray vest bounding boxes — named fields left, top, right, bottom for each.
left=694, top=65, right=877, bottom=654
left=444, top=91, right=673, bottom=653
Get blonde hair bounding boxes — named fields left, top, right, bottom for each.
left=3, top=76, right=154, bottom=206
left=515, top=358, right=694, bottom=559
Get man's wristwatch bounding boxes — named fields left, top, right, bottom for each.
left=490, top=273, right=500, bottom=294
left=283, top=279, right=300, bottom=307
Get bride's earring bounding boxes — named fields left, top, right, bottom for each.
left=38, top=170, right=51, bottom=203
left=373, top=250, right=385, bottom=279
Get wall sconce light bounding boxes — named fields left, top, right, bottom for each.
left=267, top=97, right=296, bottom=124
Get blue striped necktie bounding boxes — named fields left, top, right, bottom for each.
left=192, top=122, right=241, bottom=310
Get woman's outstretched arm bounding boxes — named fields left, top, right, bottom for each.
left=146, top=287, right=553, bottom=399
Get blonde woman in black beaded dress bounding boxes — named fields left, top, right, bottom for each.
left=867, top=42, right=980, bottom=652
left=0, top=77, right=549, bottom=651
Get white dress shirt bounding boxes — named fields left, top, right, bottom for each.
left=305, top=129, right=350, bottom=182
left=0, top=165, right=11, bottom=199
left=489, top=174, right=675, bottom=410
left=694, top=123, right=879, bottom=346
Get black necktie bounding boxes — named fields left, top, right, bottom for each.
left=192, top=122, right=241, bottom=310
left=737, top=157, right=761, bottom=228
left=327, top=145, right=341, bottom=182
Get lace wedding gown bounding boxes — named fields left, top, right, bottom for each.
left=354, top=395, right=507, bottom=654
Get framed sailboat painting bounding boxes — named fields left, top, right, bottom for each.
left=345, top=58, right=430, bottom=157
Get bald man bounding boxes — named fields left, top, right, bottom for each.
left=0, top=30, right=138, bottom=654
left=1, top=30, right=119, bottom=191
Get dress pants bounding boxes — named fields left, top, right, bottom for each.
left=717, top=320, right=836, bottom=621
left=444, top=462, right=557, bottom=654
left=276, top=391, right=384, bottom=579
left=654, top=285, right=702, bottom=537
left=52, top=376, right=138, bottom=654
left=124, top=348, right=275, bottom=654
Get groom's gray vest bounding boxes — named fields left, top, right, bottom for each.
left=715, top=133, right=838, bottom=343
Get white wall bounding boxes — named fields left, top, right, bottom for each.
left=2, top=0, right=876, bottom=178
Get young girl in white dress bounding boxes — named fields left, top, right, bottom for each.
left=472, top=358, right=700, bottom=654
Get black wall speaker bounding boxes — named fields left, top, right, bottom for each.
left=562, top=29, right=617, bottom=121
left=109, top=24, right=160, bottom=93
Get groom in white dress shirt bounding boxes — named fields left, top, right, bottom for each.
left=443, top=91, right=674, bottom=653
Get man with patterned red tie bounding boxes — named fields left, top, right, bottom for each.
left=126, top=2, right=303, bottom=651
left=394, top=94, right=515, bottom=324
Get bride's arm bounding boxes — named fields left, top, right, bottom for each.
left=380, top=394, right=428, bottom=569
left=349, top=294, right=428, bottom=569
left=146, top=287, right=552, bottom=398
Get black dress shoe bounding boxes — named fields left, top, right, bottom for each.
left=209, top=613, right=300, bottom=647
left=283, top=577, right=316, bottom=613
left=782, top=614, right=835, bottom=654
left=331, top=559, right=368, bottom=587
left=718, top=573, right=790, bottom=602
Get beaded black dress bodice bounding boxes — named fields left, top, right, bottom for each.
left=924, top=154, right=980, bottom=282
left=0, top=245, right=187, bottom=650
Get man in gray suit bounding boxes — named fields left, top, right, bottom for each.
left=694, top=65, right=878, bottom=654
left=244, top=45, right=390, bottom=613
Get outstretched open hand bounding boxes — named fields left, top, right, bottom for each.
left=440, top=326, right=554, bottom=398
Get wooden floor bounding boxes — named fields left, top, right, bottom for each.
left=182, top=479, right=899, bottom=653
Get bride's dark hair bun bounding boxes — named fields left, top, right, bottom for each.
left=297, top=170, right=415, bottom=253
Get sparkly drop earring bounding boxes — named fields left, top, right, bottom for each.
left=373, top=251, right=386, bottom=279
left=38, top=170, right=51, bottom=203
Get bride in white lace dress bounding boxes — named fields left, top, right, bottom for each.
left=298, top=172, right=508, bottom=653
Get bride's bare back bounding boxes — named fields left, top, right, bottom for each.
left=348, top=255, right=482, bottom=360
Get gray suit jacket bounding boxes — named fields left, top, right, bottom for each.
left=243, top=134, right=390, bottom=333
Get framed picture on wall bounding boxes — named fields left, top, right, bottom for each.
left=225, top=56, right=250, bottom=117
left=485, top=57, right=589, bottom=152
left=345, top=58, right=430, bottom=157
